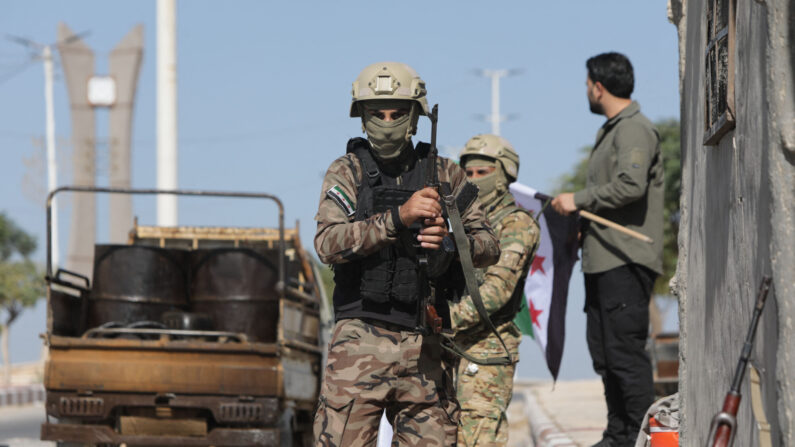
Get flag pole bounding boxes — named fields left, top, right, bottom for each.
left=534, top=191, right=654, bottom=245
left=577, top=210, right=654, bottom=244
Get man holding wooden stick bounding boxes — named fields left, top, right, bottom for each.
left=551, top=52, right=664, bottom=447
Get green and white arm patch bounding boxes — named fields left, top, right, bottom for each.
left=326, top=185, right=356, bottom=217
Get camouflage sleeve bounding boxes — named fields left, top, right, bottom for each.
left=441, top=158, right=500, bottom=268
left=314, top=154, right=399, bottom=265
left=450, top=211, right=540, bottom=332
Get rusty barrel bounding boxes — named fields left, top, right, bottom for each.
left=189, top=248, right=279, bottom=343
left=88, top=245, right=189, bottom=328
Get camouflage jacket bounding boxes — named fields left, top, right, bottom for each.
left=314, top=145, right=499, bottom=268
left=450, top=192, right=540, bottom=354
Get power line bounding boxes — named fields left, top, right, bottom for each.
left=1, top=30, right=89, bottom=87
left=0, top=59, right=36, bottom=86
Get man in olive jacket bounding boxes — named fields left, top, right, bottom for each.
left=552, top=52, right=663, bottom=447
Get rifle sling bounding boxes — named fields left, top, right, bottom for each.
left=443, top=193, right=512, bottom=366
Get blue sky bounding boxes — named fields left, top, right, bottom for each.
left=0, top=1, right=680, bottom=380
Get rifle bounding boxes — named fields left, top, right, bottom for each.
left=706, top=275, right=772, bottom=447
left=415, top=105, right=511, bottom=365
left=417, top=104, right=442, bottom=334
left=426, top=105, right=511, bottom=366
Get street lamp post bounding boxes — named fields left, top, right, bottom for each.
left=42, top=45, right=59, bottom=272
left=475, top=68, right=522, bottom=136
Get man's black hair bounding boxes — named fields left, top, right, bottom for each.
left=586, top=52, right=634, bottom=99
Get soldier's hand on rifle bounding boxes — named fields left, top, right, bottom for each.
left=418, top=216, right=448, bottom=250
left=399, top=187, right=442, bottom=227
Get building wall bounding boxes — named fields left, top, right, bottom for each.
left=673, top=0, right=794, bottom=444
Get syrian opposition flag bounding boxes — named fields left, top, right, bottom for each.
left=509, top=183, right=580, bottom=380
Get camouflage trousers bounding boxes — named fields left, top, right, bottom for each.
left=313, top=318, right=459, bottom=447
left=455, top=322, right=522, bottom=447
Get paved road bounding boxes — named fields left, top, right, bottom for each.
left=516, top=379, right=606, bottom=446
left=506, top=392, right=534, bottom=447
left=0, top=403, right=53, bottom=447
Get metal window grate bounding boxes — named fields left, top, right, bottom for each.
left=703, top=0, right=736, bottom=145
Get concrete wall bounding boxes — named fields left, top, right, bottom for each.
left=0, top=384, right=45, bottom=407
left=672, top=0, right=795, bottom=445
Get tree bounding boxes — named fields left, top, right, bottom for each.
left=656, top=119, right=681, bottom=297
left=0, top=212, right=45, bottom=385
left=554, top=120, right=681, bottom=334
left=555, top=145, right=591, bottom=194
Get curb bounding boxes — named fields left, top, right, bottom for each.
left=521, top=387, right=578, bottom=447
left=0, top=384, right=45, bottom=407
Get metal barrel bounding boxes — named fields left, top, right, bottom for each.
left=189, top=248, right=280, bottom=343
left=88, top=244, right=189, bottom=328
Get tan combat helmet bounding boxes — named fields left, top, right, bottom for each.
left=459, top=134, right=520, bottom=181
left=350, top=62, right=429, bottom=117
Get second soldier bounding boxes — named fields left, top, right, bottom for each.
left=451, top=134, right=540, bottom=447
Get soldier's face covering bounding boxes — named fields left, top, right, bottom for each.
left=465, top=157, right=507, bottom=209
left=361, top=100, right=414, bottom=161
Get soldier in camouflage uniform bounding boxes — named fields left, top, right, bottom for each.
left=313, top=62, right=500, bottom=447
left=450, top=134, right=540, bottom=447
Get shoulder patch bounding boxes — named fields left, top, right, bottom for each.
left=326, top=185, right=356, bottom=216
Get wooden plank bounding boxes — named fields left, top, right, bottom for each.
left=47, top=335, right=280, bottom=355
left=120, top=415, right=207, bottom=436
left=45, top=347, right=281, bottom=396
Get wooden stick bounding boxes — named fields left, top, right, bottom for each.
left=527, top=189, right=654, bottom=245
left=579, top=210, right=654, bottom=244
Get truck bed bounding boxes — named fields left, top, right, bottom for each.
left=45, top=334, right=282, bottom=396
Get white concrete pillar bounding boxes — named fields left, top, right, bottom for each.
left=157, top=0, right=178, bottom=226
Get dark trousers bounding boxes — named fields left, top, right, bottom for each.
left=585, top=264, right=656, bottom=447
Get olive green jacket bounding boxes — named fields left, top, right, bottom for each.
left=573, top=101, right=664, bottom=275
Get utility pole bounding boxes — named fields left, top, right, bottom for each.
left=475, top=69, right=522, bottom=136
left=157, top=0, right=178, bottom=226
left=5, top=34, right=86, bottom=271
left=42, top=45, right=58, bottom=272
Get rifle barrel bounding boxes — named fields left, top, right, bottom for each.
left=729, top=276, right=772, bottom=392
left=428, top=104, right=439, bottom=187
left=707, top=275, right=772, bottom=447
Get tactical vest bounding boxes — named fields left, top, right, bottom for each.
left=473, top=203, right=536, bottom=329
left=333, top=138, right=477, bottom=327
